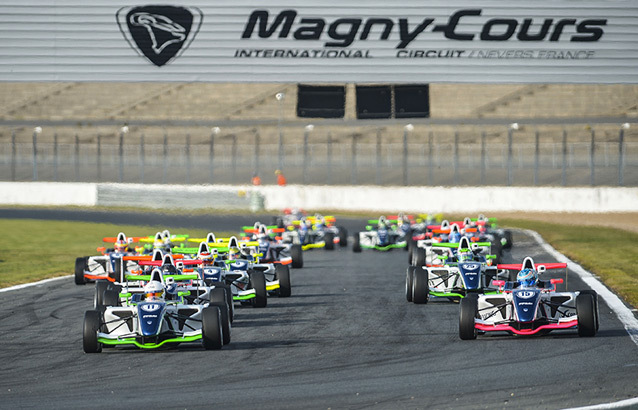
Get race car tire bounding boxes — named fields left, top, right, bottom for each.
left=291, top=244, right=304, bottom=269
left=503, top=230, right=513, bottom=249
left=459, top=294, right=478, bottom=340
left=83, top=310, right=102, bottom=353
left=75, top=257, right=88, bottom=285
left=405, top=266, right=415, bottom=302
left=209, top=288, right=231, bottom=345
left=352, top=234, right=361, bottom=253
left=414, top=248, right=426, bottom=268
left=102, top=289, right=120, bottom=307
left=94, top=280, right=110, bottom=309
left=275, top=264, right=292, bottom=297
left=576, top=293, right=597, bottom=337
left=412, top=267, right=429, bottom=304
left=325, top=232, right=335, bottom=250
left=249, top=271, right=267, bottom=308
left=202, top=306, right=223, bottom=350
left=338, top=227, right=348, bottom=247
left=211, top=282, right=234, bottom=323
left=579, top=290, right=599, bottom=331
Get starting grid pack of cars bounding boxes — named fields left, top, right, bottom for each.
left=77, top=211, right=599, bottom=353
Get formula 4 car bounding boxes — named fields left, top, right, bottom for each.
left=406, top=237, right=503, bottom=304
left=83, top=267, right=228, bottom=352
left=353, top=216, right=408, bottom=252
left=459, top=257, right=599, bottom=339
left=74, top=232, right=144, bottom=285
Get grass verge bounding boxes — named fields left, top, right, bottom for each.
left=499, top=218, right=638, bottom=310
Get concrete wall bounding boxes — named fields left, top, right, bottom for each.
left=0, top=182, right=636, bottom=213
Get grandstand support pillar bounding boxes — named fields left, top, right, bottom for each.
left=327, top=132, right=333, bottom=185
left=162, top=132, right=168, bottom=184
left=140, top=134, right=145, bottom=184
left=10, top=131, right=16, bottom=181
left=589, top=129, right=595, bottom=186
left=427, top=131, right=433, bottom=186
left=507, top=124, right=517, bottom=186
left=186, top=134, right=191, bottom=184
left=561, top=130, right=567, bottom=186
left=276, top=92, right=285, bottom=171
left=210, top=127, right=220, bottom=183
left=53, top=133, right=58, bottom=182
left=375, top=128, right=382, bottom=186
left=303, top=124, right=313, bottom=185
left=534, top=131, right=540, bottom=186
left=619, top=123, right=629, bottom=186
left=403, top=124, right=413, bottom=186
left=453, top=130, right=459, bottom=186
left=97, top=134, right=102, bottom=182
left=351, top=135, right=358, bottom=185
left=480, top=131, right=486, bottom=185
left=74, top=134, right=79, bottom=182
left=119, top=126, right=128, bottom=183
left=32, top=127, right=41, bottom=181
left=231, top=134, right=237, bottom=184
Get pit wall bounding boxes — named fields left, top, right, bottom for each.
left=0, top=182, right=636, bottom=214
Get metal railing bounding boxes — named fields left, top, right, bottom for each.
left=1, top=124, right=635, bottom=187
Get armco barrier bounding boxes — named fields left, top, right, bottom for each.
left=0, top=182, right=636, bottom=213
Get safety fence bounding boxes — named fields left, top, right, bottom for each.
left=0, top=124, right=635, bottom=187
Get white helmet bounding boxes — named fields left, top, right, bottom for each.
left=143, top=280, right=164, bottom=300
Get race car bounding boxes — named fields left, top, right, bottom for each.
left=459, top=257, right=599, bottom=339
left=83, top=267, right=228, bottom=352
left=74, top=232, right=143, bottom=285
left=352, top=216, right=408, bottom=252
left=406, top=237, right=503, bottom=304
left=241, top=225, right=304, bottom=268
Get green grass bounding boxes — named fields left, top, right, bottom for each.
left=499, top=218, right=638, bottom=309
left=0, top=219, right=214, bottom=287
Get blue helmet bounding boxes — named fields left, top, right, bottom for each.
left=448, top=232, right=461, bottom=243
left=517, top=268, right=538, bottom=287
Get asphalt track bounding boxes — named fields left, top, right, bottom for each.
left=0, top=212, right=637, bottom=409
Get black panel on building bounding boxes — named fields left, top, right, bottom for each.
left=394, top=84, right=430, bottom=118
left=355, top=85, right=392, bottom=119
left=297, top=85, right=345, bottom=118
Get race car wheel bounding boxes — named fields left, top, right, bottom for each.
left=579, top=290, right=599, bottom=331
left=102, top=289, right=120, bottom=307
left=249, top=271, right=267, bottom=308
left=75, top=257, right=88, bottom=285
left=414, top=248, right=426, bottom=268
left=338, top=227, right=348, bottom=247
left=503, top=230, right=513, bottom=249
left=202, top=306, right=223, bottom=350
left=83, top=310, right=102, bottom=353
left=211, top=282, right=234, bottom=323
left=459, top=295, right=478, bottom=340
left=324, top=232, right=335, bottom=250
left=576, top=293, right=597, bottom=337
left=209, top=288, right=231, bottom=345
left=291, top=244, right=304, bottom=269
left=275, top=264, right=292, bottom=297
left=412, top=267, right=429, bottom=304
left=352, top=234, right=361, bottom=253
left=405, top=266, right=415, bottom=302
left=94, top=280, right=110, bottom=309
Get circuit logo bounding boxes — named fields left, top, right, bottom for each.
left=117, top=5, right=203, bottom=66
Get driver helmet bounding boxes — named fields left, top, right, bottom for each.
left=517, top=268, right=538, bottom=287
left=144, top=280, right=164, bottom=300
left=161, top=264, right=178, bottom=275
left=199, top=251, right=214, bottom=265
left=457, top=248, right=473, bottom=262
left=114, top=240, right=127, bottom=252
left=448, top=231, right=461, bottom=243
left=227, top=247, right=240, bottom=261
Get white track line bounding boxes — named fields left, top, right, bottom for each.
left=0, top=275, right=71, bottom=293
left=526, top=229, right=638, bottom=347
left=563, top=397, right=638, bottom=409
